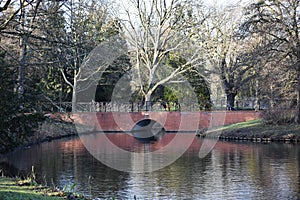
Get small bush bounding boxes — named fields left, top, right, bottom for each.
left=262, top=109, right=295, bottom=125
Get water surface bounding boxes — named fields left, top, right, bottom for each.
left=2, top=133, right=300, bottom=199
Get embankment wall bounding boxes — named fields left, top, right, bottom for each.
left=72, top=111, right=261, bottom=132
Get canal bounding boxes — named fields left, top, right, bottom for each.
left=1, top=133, right=300, bottom=199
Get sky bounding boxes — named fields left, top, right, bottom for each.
left=204, top=0, right=251, bottom=7
left=115, top=0, right=252, bottom=14
left=113, top=0, right=252, bottom=23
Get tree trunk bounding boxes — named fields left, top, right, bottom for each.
left=226, top=93, right=236, bottom=111
left=254, top=79, right=260, bottom=111
left=72, top=78, right=77, bottom=112
left=295, top=69, right=300, bottom=124
left=145, top=93, right=152, bottom=111
left=17, top=35, right=27, bottom=101
left=16, top=4, right=27, bottom=107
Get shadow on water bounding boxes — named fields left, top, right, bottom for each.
left=0, top=162, right=27, bottom=178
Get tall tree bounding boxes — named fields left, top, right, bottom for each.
left=120, top=0, right=206, bottom=104
left=195, top=4, right=258, bottom=110
left=1, top=0, right=42, bottom=107
left=0, top=48, right=43, bottom=153
left=242, top=0, right=300, bottom=123
left=39, top=0, right=120, bottom=111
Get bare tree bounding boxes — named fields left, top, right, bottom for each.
left=43, top=0, right=121, bottom=112
left=120, top=0, right=206, bottom=103
left=242, top=0, right=300, bottom=123
left=195, top=4, right=259, bottom=110
left=0, top=0, right=21, bottom=31
left=0, top=0, right=42, bottom=104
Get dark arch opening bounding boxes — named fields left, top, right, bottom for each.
left=132, top=119, right=165, bottom=142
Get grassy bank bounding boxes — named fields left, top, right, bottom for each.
left=207, top=119, right=300, bottom=142
left=0, top=177, right=86, bottom=200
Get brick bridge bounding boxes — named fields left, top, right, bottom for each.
left=71, top=111, right=261, bottom=132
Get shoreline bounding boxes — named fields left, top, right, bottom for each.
left=3, top=118, right=300, bottom=157
left=1, top=120, right=300, bottom=199
left=0, top=176, right=87, bottom=200
left=15, top=118, right=300, bottom=152
left=204, top=120, right=300, bottom=143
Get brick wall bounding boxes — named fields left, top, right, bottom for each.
left=72, top=111, right=261, bottom=132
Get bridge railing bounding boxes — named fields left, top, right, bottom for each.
left=212, top=98, right=296, bottom=110
left=37, top=101, right=204, bottom=113
left=73, top=101, right=199, bottom=112
left=38, top=98, right=296, bottom=113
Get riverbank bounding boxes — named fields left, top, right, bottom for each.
left=0, top=176, right=88, bottom=200
left=26, top=116, right=77, bottom=146
left=30, top=117, right=300, bottom=146
left=206, top=119, right=300, bottom=143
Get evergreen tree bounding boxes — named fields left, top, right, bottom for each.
left=0, top=50, right=43, bottom=153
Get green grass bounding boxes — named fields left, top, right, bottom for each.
left=208, top=119, right=262, bottom=132
left=207, top=119, right=300, bottom=140
left=0, top=177, right=79, bottom=200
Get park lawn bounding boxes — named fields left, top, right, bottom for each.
left=208, top=119, right=300, bottom=140
left=0, top=177, right=68, bottom=200
left=209, top=119, right=262, bottom=132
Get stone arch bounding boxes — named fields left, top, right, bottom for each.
left=131, top=119, right=165, bottom=142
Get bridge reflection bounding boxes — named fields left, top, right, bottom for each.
left=77, top=132, right=253, bottom=154
left=1, top=133, right=258, bottom=175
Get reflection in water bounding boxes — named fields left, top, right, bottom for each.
left=1, top=133, right=300, bottom=199
left=131, top=119, right=165, bottom=142
left=79, top=132, right=195, bottom=173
